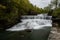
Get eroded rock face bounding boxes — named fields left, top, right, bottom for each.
left=48, top=27, right=60, bottom=40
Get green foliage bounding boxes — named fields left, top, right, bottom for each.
left=51, top=0, right=59, bottom=8
left=0, top=0, right=44, bottom=30
left=0, top=0, right=21, bottom=29
left=52, top=8, right=60, bottom=17
left=44, top=0, right=60, bottom=17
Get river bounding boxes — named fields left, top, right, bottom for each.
left=0, top=14, right=52, bottom=40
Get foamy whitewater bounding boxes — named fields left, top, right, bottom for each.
left=6, top=14, right=52, bottom=31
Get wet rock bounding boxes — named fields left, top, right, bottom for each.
left=25, top=29, right=32, bottom=32
left=48, top=27, right=60, bottom=40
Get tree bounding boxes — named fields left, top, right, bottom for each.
left=0, top=0, right=21, bottom=30
left=51, top=0, right=59, bottom=9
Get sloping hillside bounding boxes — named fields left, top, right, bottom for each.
left=0, top=0, right=43, bottom=30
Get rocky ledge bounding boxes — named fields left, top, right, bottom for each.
left=48, top=27, right=60, bottom=40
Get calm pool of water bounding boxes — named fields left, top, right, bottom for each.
left=0, top=27, right=51, bottom=40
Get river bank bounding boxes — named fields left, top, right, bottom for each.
left=48, top=27, right=60, bottom=40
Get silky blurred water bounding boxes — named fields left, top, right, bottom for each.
left=0, top=14, right=52, bottom=40
left=6, top=14, right=52, bottom=31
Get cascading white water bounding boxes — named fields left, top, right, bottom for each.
left=21, top=14, right=52, bottom=19
left=6, top=14, right=52, bottom=31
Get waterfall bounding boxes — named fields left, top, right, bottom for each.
left=21, top=14, right=52, bottom=20
left=6, top=14, right=52, bottom=31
